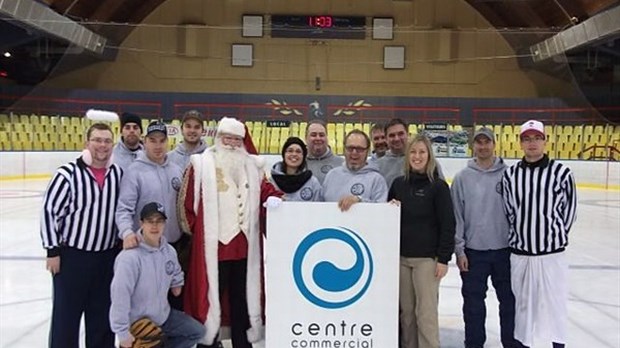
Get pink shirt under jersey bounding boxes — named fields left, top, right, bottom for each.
left=89, top=166, right=107, bottom=189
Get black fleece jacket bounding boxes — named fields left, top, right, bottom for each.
left=388, top=171, right=456, bottom=264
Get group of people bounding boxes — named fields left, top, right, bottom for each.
left=39, top=110, right=576, bottom=348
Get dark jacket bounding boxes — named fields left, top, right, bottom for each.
left=388, top=171, right=456, bottom=264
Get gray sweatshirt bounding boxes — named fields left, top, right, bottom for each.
left=116, top=152, right=184, bottom=242
left=113, top=141, right=143, bottom=172
left=322, top=162, right=388, bottom=203
left=270, top=162, right=323, bottom=202
left=306, top=148, right=344, bottom=184
left=451, top=157, right=510, bottom=257
left=109, top=236, right=183, bottom=342
left=167, top=141, right=208, bottom=170
left=378, top=151, right=445, bottom=188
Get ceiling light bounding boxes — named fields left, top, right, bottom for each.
left=3, top=52, right=11, bottom=58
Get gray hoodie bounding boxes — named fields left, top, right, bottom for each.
left=451, top=157, right=509, bottom=257
left=113, top=141, right=143, bottom=172
left=270, top=162, right=323, bottom=202
left=167, top=141, right=208, bottom=170
left=378, top=151, right=445, bottom=188
left=116, top=152, right=184, bottom=243
left=306, top=147, right=344, bottom=184
left=109, top=235, right=183, bottom=342
left=322, top=162, right=388, bottom=203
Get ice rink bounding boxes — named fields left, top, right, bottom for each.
left=0, top=178, right=618, bottom=348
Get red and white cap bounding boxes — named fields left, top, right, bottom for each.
left=520, top=119, right=545, bottom=137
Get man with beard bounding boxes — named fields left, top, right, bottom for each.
left=451, top=127, right=519, bottom=348
left=113, top=112, right=143, bottom=171
left=116, top=121, right=184, bottom=249
left=178, top=117, right=282, bottom=348
left=378, top=118, right=444, bottom=188
left=305, top=119, right=343, bottom=184
left=168, top=110, right=208, bottom=169
left=369, top=123, right=388, bottom=162
left=322, top=129, right=388, bottom=211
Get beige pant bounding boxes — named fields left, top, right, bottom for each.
left=399, top=257, right=441, bottom=348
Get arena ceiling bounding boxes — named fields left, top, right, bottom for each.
left=0, top=0, right=618, bottom=121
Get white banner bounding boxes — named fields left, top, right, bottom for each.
left=265, top=202, right=400, bottom=348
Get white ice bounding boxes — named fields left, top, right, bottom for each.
left=1, top=179, right=618, bottom=347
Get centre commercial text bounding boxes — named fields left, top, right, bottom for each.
left=289, top=320, right=375, bottom=348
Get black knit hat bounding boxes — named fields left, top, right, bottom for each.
left=120, top=112, right=142, bottom=132
left=281, top=137, right=308, bottom=172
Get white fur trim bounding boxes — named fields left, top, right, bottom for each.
left=85, top=109, right=119, bottom=122
left=252, top=154, right=265, bottom=169
left=217, top=117, right=245, bottom=137
left=81, top=149, right=114, bottom=168
left=190, top=149, right=263, bottom=345
left=246, top=324, right=265, bottom=343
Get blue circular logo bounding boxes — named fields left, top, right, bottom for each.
left=292, top=227, right=373, bottom=309
left=300, top=187, right=314, bottom=201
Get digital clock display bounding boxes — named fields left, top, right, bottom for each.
left=308, top=16, right=333, bottom=28
left=271, top=15, right=366, bottom=40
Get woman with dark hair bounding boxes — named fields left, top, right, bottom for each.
left=269, top=137, right=322, bottom=202
left=388, top=135, right=455, bottom=348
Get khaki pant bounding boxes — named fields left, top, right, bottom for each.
left=399, top=257, right=440, bottom=348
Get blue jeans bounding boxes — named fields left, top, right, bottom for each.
left=460, top=248, right=517, bottom=348
left=161, top=309, right=206, bottom=348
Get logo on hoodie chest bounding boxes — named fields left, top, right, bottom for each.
left=300, top=187, right=314, bottom=201
left=171, top=177, right=181, bottom=191
left=321, top=164, right=333, bottom=174
left=165, top=260, right=175, bottom=275
left=350, top=183, right=365, bottom=196
left=496, top=181, right=503, bottom=194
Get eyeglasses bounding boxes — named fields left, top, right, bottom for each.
left=520, top=136, right=545, bottom=143
left=345, top=146, right=369, bottom=153
left=89, top=137, right=114, bottom=145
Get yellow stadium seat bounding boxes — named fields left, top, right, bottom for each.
left=0, top=114, right=8, bottom=124
left=299, top=122, right=308, bottom=138
left=408, top=124, right=417, bottom=136
left=290, top=122, right=300, bottom=138
left=344, top=123, right=354, bottom=135
left=327, top=123, right=337, bottom=153
left=362, top=123, right=370, bottom=135
left=269, top=128, right=280, bottom=154
left=10, top=140, right=23, bottom=151
left=280, top=127, right=290, bottom=144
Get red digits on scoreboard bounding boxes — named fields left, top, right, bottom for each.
left=309, top=16, right=333, bottom=28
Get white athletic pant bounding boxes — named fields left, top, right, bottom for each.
left=510, top=252, right=569, bottom=346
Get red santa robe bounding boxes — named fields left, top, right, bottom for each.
left=179, top=144, right=281, bottom=345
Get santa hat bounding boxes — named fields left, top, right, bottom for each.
left=217, top=117, right=258, bottom=155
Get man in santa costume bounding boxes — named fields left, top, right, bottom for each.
left=179, top=117, right=282, bottom=348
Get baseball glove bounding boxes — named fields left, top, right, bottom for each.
left=129, top=317, right=165, bottom=348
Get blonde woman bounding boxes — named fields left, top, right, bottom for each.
left=388, top=135, right=455, bottom=348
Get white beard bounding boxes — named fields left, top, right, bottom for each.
left=214, top=140, right=248, bottom=186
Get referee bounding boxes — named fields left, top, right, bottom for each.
left=501, top=119, right=577, bottom=348
left=40, top=122, right=123, bottom=348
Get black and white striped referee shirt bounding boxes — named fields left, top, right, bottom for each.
left=501, top=155, right=577, bottom=255
left=40, top=157, right=123, bottom=256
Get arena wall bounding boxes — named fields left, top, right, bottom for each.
left=39, top=0, right=576, bottom=98
left=1, top=152, right=618, bottom=190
